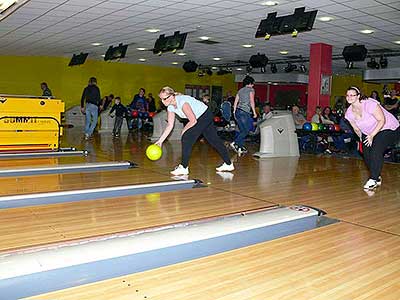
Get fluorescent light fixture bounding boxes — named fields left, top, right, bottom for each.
left=91, top=43, right=102, bottom=46
left=236, top=68, right=243, bottom=71
left=242, top=44, right=255, bottom=48
left=394, top=41, right=400, bottom=44
left=360, top=29, right=374, bottom=34
left=145, top=28, right=160, bottom=33
left=0, top=0, right=30, bottom=21
left=211, top=67, right=218, bottom=70
left=171, top=62, right=179, bottom=65
left=260, top=1, right=278, bottom=6
left=213, top=57, right=221, bottom=61
left=138, top=58, right=146, bottom=62
left=101, top=54, right=105, bottom=57
left=318, top=16, right=333, bottom=22
left=177, top=52, right=186, bottom=56
left=279, top=50, right=289, bottom=55
left=199, top=36, right=210, bottom=40
left=136, top=47, right=147, bottom=51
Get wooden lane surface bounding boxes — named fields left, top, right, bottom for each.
left=0, top=167, right=167, bottom=196
left=60, top=130, right=400, bottom=236
left=27, top=222, right=400, bottom=300
left=193, top=155, right=400, bottom=235
left=0, top=187, right=273, bottom=252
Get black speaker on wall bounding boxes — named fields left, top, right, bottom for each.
left=342, top=44, right=367, bottom=62
left=182, top=60, right=198, bottom=72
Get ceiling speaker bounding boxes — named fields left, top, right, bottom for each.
left=249, top=53, right=268, bottom=68
left=342, top=45, right=367, bottom=62
left=182, top=60, right=198, bottom=72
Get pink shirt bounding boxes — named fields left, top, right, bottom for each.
left=345, top=98, right=399, bottom=135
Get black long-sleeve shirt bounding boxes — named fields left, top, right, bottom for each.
left=81, top=85, right=101, bottom=108
left=110, top=103, right=127, bottom=117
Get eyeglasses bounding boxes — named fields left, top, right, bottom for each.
left=161, top=94, right=171, bottom=101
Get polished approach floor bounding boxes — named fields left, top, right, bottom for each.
left=1, top=127, right=399, bottom=299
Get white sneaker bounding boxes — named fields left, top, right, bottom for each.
left=216, top=162, right=234, bottom=172
left=363, top=178, right=378, bottom=190
left=377, top=176, right=382, bottom=186
left=170, top=164, right=189, bottom=176
left=230, top=142, right=240, bottom=153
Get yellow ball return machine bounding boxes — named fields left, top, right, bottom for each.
left=0, top=95, right=87, bottom=159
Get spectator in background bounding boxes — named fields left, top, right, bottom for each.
left=41, top=82, right=52, bottom=97
left=384, top=90, right=399, bottom=117
left=101, top=94, right=114, bottom=111
left=130, top=88, right=148, bottom=112
left=292, top=105, right=306, bottom=129
left=370, top=90, right=381, bottom=103
left=261, top=103, right=273, bottom=121
left=202, top=94, right=219, bottom=116
left=322, top=106, right=336, bottom=124
left=81, top=77, right=101, bottom=140
left=147, top=93, right=156, bottom=113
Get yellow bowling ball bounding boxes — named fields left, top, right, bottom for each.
left=146, top=144, right=162, bottom=161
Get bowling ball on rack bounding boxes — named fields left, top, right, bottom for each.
left=303, top=122, right=312, bottom=131
left=311, top=122, right=319, bottom=131
left=132, top=110, right=139, bottom=118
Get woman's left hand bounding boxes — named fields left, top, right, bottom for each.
left=363, top=135, right=374, bottom=147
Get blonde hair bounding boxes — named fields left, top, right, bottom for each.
left=159, top=86, right=182, bottom=96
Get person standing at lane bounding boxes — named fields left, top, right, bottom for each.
left=81, top=77, right=101, bottom=139
left=231, top=76, right=257, bottom=154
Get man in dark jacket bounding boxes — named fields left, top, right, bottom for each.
left=81, top=77, right=101, bottom=139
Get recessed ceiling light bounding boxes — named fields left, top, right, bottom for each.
left=279, top=50, right=288, bottom=55
left=137, top=47, right=147, bottom=51
left=138, top=58, right=146, bottom=62
left=393, top=41, right=400, bottom=44
left=236, top=68, right=243, bottom=71
left=242, top=44, right=254, bottom=48
left=171, top=62, right=179, bottom=65
left=360, top=29, right=374, bottom=34
left=91, top=42, right=102, bottom=46
left=318, top=16, right=333, bottom=22
left=145, top=28, right=160, bottom=33
left=199, top=36, right=210, bottom=40
left=213, top=57, right=221, bottom=61
left=260, top=1, right=278, bottom=6
left=177, top=52, right=186, bottom=56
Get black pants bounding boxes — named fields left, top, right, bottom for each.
left=181, top=109, right=231, bottom=168
left=113, top=116, right=124, bottom=135
left=362, top=127, right=400, bottom=180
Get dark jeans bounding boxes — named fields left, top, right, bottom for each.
left=362, top=127, right=400, bottom=180
left=234, top=108, right=252, bottom=148
left=181, top=109, right=231, bottom=168
left=113, top=116, right=124, bottom=135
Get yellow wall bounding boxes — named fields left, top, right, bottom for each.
left=0, top=56, right=237, bottom=109
left=331, top=74, right=393, bottom=104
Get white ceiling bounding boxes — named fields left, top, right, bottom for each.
left=0, top=0, right=399, bottom=74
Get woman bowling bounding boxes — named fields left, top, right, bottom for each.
left=155, top=86, right=234, bottom=176
left=345, top=86, right=400, bottom=190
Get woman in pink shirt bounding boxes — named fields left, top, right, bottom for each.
left=345, top=86, right=400, bottom=190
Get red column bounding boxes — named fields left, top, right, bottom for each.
left=307, top=43, right=332, bottom=121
